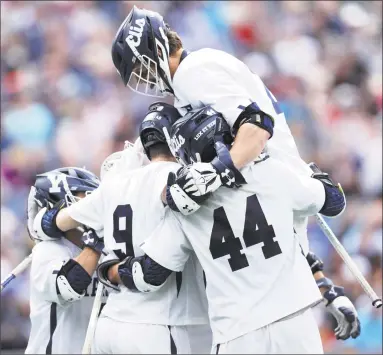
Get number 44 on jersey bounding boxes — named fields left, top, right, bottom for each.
left=209, top=194, right=282, bottom=272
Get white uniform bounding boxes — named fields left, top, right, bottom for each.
left=25, top=238, right=107, bottom=354
left=142, top=158, right=325, bottom=353
left=173, top=48, right=313, bottom=254
left=67, top=161, right=211, bottom=354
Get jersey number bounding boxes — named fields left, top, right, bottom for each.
left=209, top=194, right=282, bottom=272
left=113, top=204, right=134, bottom=260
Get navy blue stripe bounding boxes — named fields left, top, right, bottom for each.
left=168, top=326, right=177, bottom=354
left=46, top=303, right=57, bottom=354
left=176, top=272, right=182, bottom=297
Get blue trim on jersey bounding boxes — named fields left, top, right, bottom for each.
left=45, top=303, right=57, bottom=354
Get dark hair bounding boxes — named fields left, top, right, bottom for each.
left=166, top=27, right=183, bottom=56
left=147, top=142, right=173, bottom=160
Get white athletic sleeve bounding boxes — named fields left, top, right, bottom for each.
left=30, top=242, right=72, bottom=306
left=174, top=57, right=277, bottom=129
left=140, top=208, right=192, bottom=272
left=285, top=169, right=326, bottom=217
left=66, top=185, right=104, bottom=230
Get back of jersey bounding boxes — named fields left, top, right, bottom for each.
left=173, top=158, right=323, bottom=344
left=100, top=161, right=208, bottom=326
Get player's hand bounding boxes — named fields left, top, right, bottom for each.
left=33, top=200, right=66, bottom=241
left=27, top=186, right=49, bottom=240
left=323, top=286, right=361, bottom=340
left=177, top=163, right=222, bottom=197
left=165, top=168, right=207, bottom=215
left=82, top=229, right=105, bottom=255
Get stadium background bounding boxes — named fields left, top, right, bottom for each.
left=1, top=1, right=382, bottom=354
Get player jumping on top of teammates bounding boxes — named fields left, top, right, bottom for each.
left=32, top=103, right=211, bottom=354
left=110, top=5, right=361, bottom=340
left=102, top=106, right=359, bottom=354
left=25, top=167, right=106, bottom=354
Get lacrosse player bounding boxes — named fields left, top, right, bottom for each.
left=32, top=103, right=211, bottom=354
left=111, top=6, right=361, bottom=342
left=25, top=167, right=106, bottom=354
left=104, top=107, right=350, bottom=353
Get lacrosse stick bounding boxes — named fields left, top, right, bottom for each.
left=316, top=213, right=382, bottom=308
left=82, top=281, right=104, bottom=354
left=1, top=253, right=33, bottom=292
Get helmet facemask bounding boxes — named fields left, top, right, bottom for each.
left=126, top=19, right=173, bottom=98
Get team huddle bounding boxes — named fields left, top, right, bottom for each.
left=23, top=5, right=361, bottom=355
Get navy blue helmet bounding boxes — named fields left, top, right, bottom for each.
left=139, top=102, right=181, bottom=160
left=34, top=167, right=100, bottom=207
left=112, top=6, right=173, bottom=97
left=170, top=106, right=233, bottom=166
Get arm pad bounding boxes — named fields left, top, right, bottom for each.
left=232, top=102, right=274, bottom=138
left=319, top=183, right=346, bottom=217
left=309, top=162, right=346, bottom=217
left=211, top=141, right=247, bottom=188
left=306, top=251, right=324, bottom=274
left=118, top=255, right=173, bottom=293
left=56, top=259, right=91, bottom=302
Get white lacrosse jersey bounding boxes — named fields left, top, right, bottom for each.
left=67, top=161, right=209, bottom=326
left=25, top=238, right=107, bottom=354
left=173, top=48, right=312, bottom=178
left=141, top=157, right=325, bottom=346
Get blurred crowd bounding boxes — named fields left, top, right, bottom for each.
left=1, top=1, right=382, bottom=353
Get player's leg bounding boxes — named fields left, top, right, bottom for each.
left=134, top=324, right=192, bottom=354
left=186, top=324, right=213, bottom=354
left=94, top=319, right=192, bottom=354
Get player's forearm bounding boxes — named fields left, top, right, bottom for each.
left=99, top=255, right=172, bottom=292
left=74, top=248, right=101, bottom=276
left=56, top=208, right=82, bottom=232
left=230, top=123, right=270, bottom=169
left=107, top=264, right=121, bottom=285
left=313, top=270, right=328, bottom=296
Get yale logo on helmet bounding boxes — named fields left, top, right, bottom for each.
left=126, top=18, right=146, bottom=47
left=47, top=174, right=67, bottom=194
left=171, top=135, right=185, bottom=152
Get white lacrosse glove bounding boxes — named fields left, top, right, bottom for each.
left=181, top=163, right=223, bottom=197
left=27, top=186, right=48, bottom=240
left=323, top=286, right=361, bottom=340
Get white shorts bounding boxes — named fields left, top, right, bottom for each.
left=92, top=317, right=212, bottom=354
left=186, top=324, right=212, bottom=354
left=212, top=308, right=323, bottom=354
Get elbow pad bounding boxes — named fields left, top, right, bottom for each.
left=306, top=251, right=324, bottom=274
left=232, top=102, right=274, bottom=138
left=56, top=259, right=91, bottom=302
left=309, top=162, right=346, bottom=217
left=118, top=256, right=172, bottom=293
left=319, top=182, right=346, bottom=217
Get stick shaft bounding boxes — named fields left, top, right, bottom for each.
left=1, top=253, right=33, bottom=292
left=316, top=214, right=382, bottom=308
left=82, top=283, right=104, bottom=354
